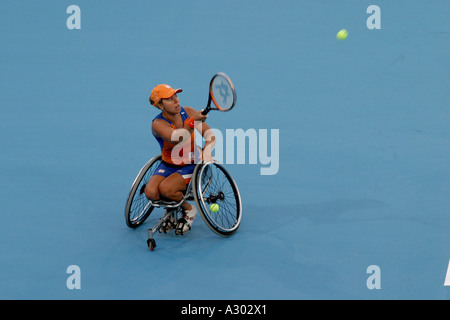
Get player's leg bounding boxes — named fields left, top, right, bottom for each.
left=158, top=172, right=188, bottom=202
left=144, top=161, right=175, bottom=201
left=159, top=171, right=198, bottom=235
left=144, top=165, right=178, bottom=234
left=144, top=174, right=166, bottom=200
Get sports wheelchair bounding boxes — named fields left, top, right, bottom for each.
left=124, top=155, right=242, bottom=251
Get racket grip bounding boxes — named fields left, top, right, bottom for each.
left=201, top=108, right=209, bottom=115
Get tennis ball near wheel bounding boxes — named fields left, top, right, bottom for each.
left=210, top=203, right=219, bottom=213
left=336, top=29, right=348, bottom=40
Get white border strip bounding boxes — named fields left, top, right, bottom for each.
left=445, top=259, right=450, bottom=286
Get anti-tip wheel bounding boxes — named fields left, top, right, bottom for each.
left=147, top=238, right=156, bottom=251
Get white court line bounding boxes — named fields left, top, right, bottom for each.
left=445, top=259, right=450, bottom=286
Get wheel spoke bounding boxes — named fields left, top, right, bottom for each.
left=194, top=162, right=242, bottom=235
left=124, top=156, right=162, bottom=228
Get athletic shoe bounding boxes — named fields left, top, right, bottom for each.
left=175, top=206, right=197, bottom=235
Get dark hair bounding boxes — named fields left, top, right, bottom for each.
left=149, top=97, right=163, bottom=109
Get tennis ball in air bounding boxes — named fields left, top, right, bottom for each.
left=210, top=203, right=219, bottom=213
left=336, top=29, right=348, bottom=40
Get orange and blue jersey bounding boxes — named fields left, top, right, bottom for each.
left=152, top=106, right=201, bottom=166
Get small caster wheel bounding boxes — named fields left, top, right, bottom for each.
left=147, top=238, right=156, bottom=251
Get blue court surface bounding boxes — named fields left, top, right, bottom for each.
left=1, top=1, right=449, bottom=300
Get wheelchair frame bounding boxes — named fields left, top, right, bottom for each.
left=125, top=155, right=242, bottom=251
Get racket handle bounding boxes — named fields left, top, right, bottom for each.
left=201, top=107, right=210, bottom=115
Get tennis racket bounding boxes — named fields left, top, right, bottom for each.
left=202, top=72, right=237, bottom=115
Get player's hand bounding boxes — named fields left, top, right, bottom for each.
left=192, top=109, right=208, bottom=122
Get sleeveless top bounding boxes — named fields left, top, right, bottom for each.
left=152, top=107, right=201, bottom=166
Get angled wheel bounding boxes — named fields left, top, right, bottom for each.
left=124, top=155, right=162, bottom=228
left=192, top=161, right=242, bottom=236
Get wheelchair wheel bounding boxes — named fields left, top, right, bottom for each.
left=192, top=161, right=242, bottom=236
left=124, top=155, right=162, bottom=228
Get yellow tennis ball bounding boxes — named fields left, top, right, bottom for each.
left=210, top=203, right=219, bottom=213
left=336, top=29, right=348, bottom=40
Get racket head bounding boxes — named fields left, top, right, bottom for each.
left=209, top=72, right=237, bottom=112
